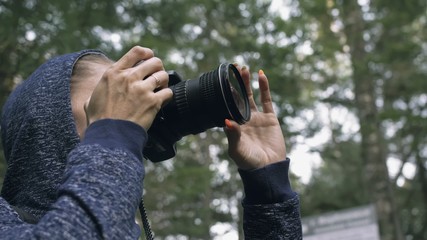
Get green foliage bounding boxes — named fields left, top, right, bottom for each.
left=0, top=0, right=426, bottom=239
left=295, top=0, right=427, bottom=239
left=301, top=138, right=368, bottom=216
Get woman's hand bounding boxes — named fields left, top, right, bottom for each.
left=224, top=67, right=286, bottom=170
left=85, top=46, right=173, bottom=130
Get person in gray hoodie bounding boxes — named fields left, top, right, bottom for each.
left=0, top=46, right=301, bottom=239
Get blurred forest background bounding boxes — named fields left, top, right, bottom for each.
left=0, top=0, right=426, bottom=239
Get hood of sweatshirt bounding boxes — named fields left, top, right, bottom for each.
left=1, top=49, right=106, bottom=219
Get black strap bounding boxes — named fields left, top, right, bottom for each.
left=139, top=198, right=154, bottom=240
left=11, top=205, right=38, bottom=224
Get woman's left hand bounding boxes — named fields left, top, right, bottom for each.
left=224, top=67, right=286, bottom=170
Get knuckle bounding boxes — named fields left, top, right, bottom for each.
left=166, top=88, right=173, bottom=97
left=131, top=46, right=144, bottom=53
left=145, top=95, right=161, bottom=111
left=157, top=71, right=168, bottom=81
left=103, top=68, right=116, bottom=80
left=132, top=46, right=154, bottom=58
left=127, top=71, right=139, bottom=81
left=154, top=101, right=163, bottom=112
left=145, top=48, right=155, bottom=57
left=161, top=70, right=169, bottom=78
left=151, top=57, right=164, bottom=68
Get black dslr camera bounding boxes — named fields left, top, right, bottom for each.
left=145, top=63, right=251, bottom=162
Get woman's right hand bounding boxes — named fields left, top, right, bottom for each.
left=84, top=46, right=173, bottom=130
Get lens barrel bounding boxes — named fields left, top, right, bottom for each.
left=145, top=63, right=250, bottom=161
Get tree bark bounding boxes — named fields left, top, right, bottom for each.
left=340, top=2, right=403, bottom=240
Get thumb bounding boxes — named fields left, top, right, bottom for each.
left=224, top=119, right=241, bottom=147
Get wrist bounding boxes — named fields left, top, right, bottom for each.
left=238, top=158, right=296, bottom=204
left=81, top=119, right=147, bottom=160
left=235, top=156, right=286, bottom=171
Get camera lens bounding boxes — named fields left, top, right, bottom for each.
left=145, top=63, right=251, bottom=161
left=168, top=63, right=250, bottom=135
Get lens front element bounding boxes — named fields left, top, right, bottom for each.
left=220, top=64, right=251, bottom=124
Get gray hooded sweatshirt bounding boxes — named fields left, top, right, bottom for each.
left=0, top=50, right=301, bottom=239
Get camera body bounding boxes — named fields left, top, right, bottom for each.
left=144, top=63, right=250, bottom=162
left=144, top=71, right=183, bottom=161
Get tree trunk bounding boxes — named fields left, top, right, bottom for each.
left=340, top=2, right=403, bottom=240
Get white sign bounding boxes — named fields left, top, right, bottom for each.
left=302, top=204, right=380, bottom=240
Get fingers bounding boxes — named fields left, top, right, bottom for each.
left=234, top=64, right=274, bottom=114
left=129, top=57, right=164, bottom=82
left=132, top=69, right=172, bottom=102
left=258, top=70, right=274, bottom=114
left=147, top=70, right=169, bottom=90
left=110, top=46, right=165, bottom=84
left=116, top=46, right=169, bottom=92
left=156, top=88, right=174, bottom=107
left=241, top=66, right=258, bottom=111
left=224, top=119, right=241, bottom=147
left=113, top=46, right=154, bottom=69
left=86, top=46, right=174, bottom=130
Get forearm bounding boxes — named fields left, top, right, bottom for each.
left=0, top=119, right=147, bottom=239
left=242, top=196, right=301, bottom=240
left=239, top=159, right=302, bottom=239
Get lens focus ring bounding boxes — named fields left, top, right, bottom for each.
left=199, top=70, right=227, bottom=126
left=200, top=71, right=217, bottom=106
left=173, top=82, right=191, bottom=121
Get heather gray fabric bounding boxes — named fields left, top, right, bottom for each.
left=1, top=50, right=104, bottom=219
left=243, top=196, right=301, bottom=239
left=1, top=50, right=105, bottom=218
left=0, top=50, right=146, bottom=239
left=240, top=160, right=302, bottom=239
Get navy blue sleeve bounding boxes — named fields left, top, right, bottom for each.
left=81, top=119, right=147, bottom=160
left=239, top=159, right=302, bottom=239
left=0, top=119, right=148, bottom=239
left=238, top=158, right=296, bottom=205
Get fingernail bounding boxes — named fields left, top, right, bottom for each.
left=241, top=66, right=247, bottom=71
left=233, top=62, right=239, bottom=67
left=225, top=119, right=233, bottom=129
left=259, top=69, right=264, bottom=75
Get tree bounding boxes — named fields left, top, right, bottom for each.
left=296, top=0, right=426, bottom=239
left=2, top=0, right=426, bottom=239
left=339, top=2, right=403, bottom=239
left=0, top=0, right=303, bottom=238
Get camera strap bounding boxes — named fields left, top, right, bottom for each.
left=139, top=197, right=154, bottom=240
